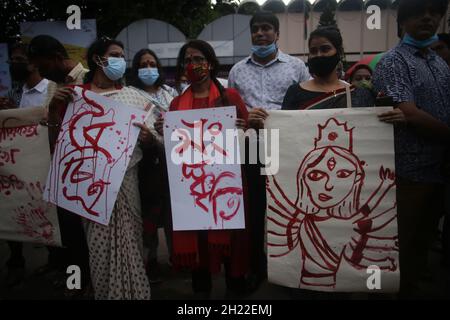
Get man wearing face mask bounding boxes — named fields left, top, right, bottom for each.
left=9, top=43, right=53, bottom=109
left=229, top=12, right=309, bottom=113
left=373, top=0, right=450, bottom=298
left=28, top=35, right=88, bottom=87
left=1, top=43, right=53, bottom=110
left=26, top=35, right=90, bottom=295
left=1, top=43, right=55, bottom=288
left=228, top=12, right=309, bottom=292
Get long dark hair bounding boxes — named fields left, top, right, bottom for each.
left=131, top=48, right=165, bottom=89
left=175, top=40, right=229, bottom=106
left=84, top=37, right=125, bottom=84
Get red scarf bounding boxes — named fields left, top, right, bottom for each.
left=171, top=82, right=248, bottom=276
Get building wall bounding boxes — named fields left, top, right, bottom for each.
left=115, top=6, right=450, bottom=66
left=275, top=6, right=450, bottom=62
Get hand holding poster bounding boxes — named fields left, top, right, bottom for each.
left=265, top=107, right=399, bottom=292
left=0, top=107, right=61, bottom=246
left=44, top=87, right=147, bottom=225
left=163, top=106, right=245, bottom=231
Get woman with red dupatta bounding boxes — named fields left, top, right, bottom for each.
left=155, top=40, right=250, bottom=298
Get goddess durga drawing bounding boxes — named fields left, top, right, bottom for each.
left=267, top=118, right=398, bottom=289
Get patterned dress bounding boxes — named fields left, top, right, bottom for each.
left=83, top=86, right=153, bottom=300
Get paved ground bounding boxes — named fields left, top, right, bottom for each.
left=1, top=229, right=449, bottom=300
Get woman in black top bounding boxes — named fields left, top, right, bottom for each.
left=282, top=27, right=378, bottom=110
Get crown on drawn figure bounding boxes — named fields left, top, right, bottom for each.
left=314, top=118, right=354, bottom=151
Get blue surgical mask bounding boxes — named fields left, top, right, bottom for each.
left=138, top=68, right=159, bottom=86
left=402, top=33, right=439, bottom=49
left=138, top=67, right=159, bottom=86
left=251, top=42, right=277, bottom=58
left=179, top=82, right=190, bottom=93
left=102, top=57, right=126, bottom=81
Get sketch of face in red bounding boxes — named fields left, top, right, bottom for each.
left=267, top=117, right=398, bottom=289
left=298, top=147, right=364, bottom=218
left=295, top=118, right=364, bottom=219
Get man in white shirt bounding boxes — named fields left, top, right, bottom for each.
left=228, top=12, right=310, bottom=113
left=228, top=12, right=310, bottom=293
left=2, top=43, right=52, bottom=288
left=2, top=43, right=52, bottom=110
left=20, top=78, right=50, bottom=108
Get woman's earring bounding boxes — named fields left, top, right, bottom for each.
left=94, top=55, right=104, bottom=68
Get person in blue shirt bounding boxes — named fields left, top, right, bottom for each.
left=373, top=0, right=450, bottom=298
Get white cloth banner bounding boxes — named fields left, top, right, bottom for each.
left=0, top=107, right=61, bottom=246
left=164, top=106, right=245, bottom=231
left=265, top=107, right=399, bottom=292
left=44, top=87, right=147, bottom=225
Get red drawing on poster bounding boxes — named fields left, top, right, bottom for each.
left=14, top=181, right=55, bottom=245
left=0, top=125, right=38, bottom=143
left=177, top=119, right=243, bottom=226
left=0, top=148, right=20, bottom=166
left=47, top=89, right=137, bottom=219
left=0, top=174, right=25, bottom=195
left=267, top=118, right=398, bottom=288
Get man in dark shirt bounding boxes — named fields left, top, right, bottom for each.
left=373, top=0, right=450, bottom=298
left=431, top=33, right=450, bottom=67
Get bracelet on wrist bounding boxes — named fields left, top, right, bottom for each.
left=40, top=120, right=61, bottom=128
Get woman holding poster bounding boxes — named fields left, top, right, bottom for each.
left=248, top=27, right=406, bottom=126
left=130, top=48, right=178, bottom=283
left=155, top=40, right=250, bottom=298
left=46, top=37, right=156, bottom=300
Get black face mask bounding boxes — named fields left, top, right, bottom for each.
left=308, top=54, right=340, bottom=77
left=9, top=63, right=31, bottom=82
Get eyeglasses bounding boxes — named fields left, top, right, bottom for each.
left=183, top=56, right=206, bottom=66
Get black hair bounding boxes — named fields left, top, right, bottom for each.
left=349, top=64, right=373, bottom=82
left=397, top=0, right=449, bottom=25
left=438, top=33, right=450, bottom=47
left=28, top=35, right=69, bottom=60
left=250, top=11, right=280, bottom=33
left=308, top=26, right=345, bottom=58
left=175, top=40, right=229, bottom=106
left=131, top=48, right=165, bottom=89
left=9, top=43, right=28, bottom=58
left=84, top=37, right=124, bottom=83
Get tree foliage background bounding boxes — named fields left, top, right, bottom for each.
left=0, top=0, right=241, bottom=44
left=318, top=0, right=338, bottom=29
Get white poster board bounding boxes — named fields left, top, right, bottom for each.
left=0, top=107, right=61, bottom=246
left=44, top=87, right=147, bottom=225
left=265, top=108, right=399, bottom=292
left=164, top=106, right=245, bottom=231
